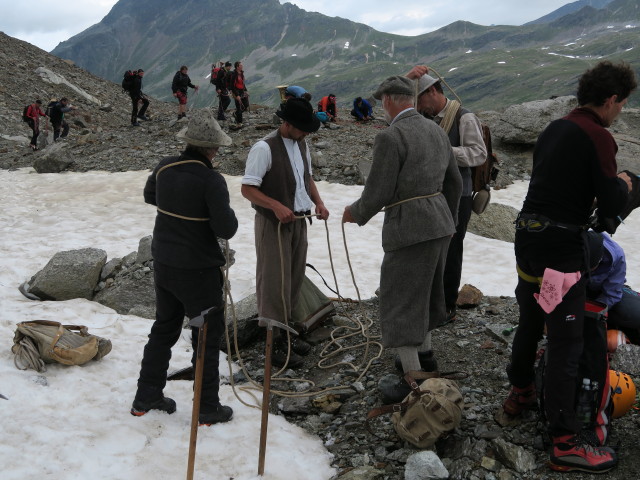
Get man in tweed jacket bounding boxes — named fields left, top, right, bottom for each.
left=343, top=76, right=462, bottom=403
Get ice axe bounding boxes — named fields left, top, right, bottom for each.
left=186, top=305, right=220, bottom=480
left=256, top=316, right=298, bottom=476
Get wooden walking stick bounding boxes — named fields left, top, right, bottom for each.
left=186, top=306, right=217, bottom=480
left=256, top=316, right=298, bottom=476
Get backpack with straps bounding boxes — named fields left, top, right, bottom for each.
left=22, top=105, right=30, bottom=123
left=367, top=372, right=464, bottom=448
left=12, top=320, right=112, bottom=372
left=440, top=99, right=500, bottom=215
left=122, top=70, right=136, bottom=93
left=210, top=66, right=221, bottom=84
left=535, top=300, right=614, bottom=447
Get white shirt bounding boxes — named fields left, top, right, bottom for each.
left=242, top=132, right=315, bottom=212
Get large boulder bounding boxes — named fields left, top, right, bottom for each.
left=93, top=262, right=155, bottom=317
left=28, top=248, right=107, bottom=300
left=492, top=96, right=577, bottom=145
left=32, top=142, right=74, bottom=173
left=467, top=202, right=519, bottom=243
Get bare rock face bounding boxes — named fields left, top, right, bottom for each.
left=28, top=248, right=107, bottom=300
left=491, top=96, right=578, bottom=145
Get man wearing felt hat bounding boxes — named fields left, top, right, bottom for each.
left=407, top=65, right=487, bottom=327
left=343, top=76, right=462, bottom=403
left=241, top=97, right=329, bottom=368
left=132, top=109, right=238, bottom=426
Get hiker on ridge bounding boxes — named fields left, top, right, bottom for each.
left=25, top=99, right=47, bottom=151
left=230, top=61, right=249, bottom=125
left=342, top=76, right=461, bottom=404
left=241, top=98, right=329, bottom=368
left=215, top=62, right=232, bottom=121
left=503, top=61, right=636, bottom=473
left=172, top=65, right=199, bottom=120
left=48, top=97, right=77, bottom=141
left=129, top=69, right=150, bottom=126
left=131, top=109, right=237, bottom=426
left=407, top=65, right=487, bottom=326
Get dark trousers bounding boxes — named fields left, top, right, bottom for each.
left=217, top=92, right=231, bottom=120
left=508, top=270, right=588, bottom=436
left=52, top=120, right=69, bottom=141
left=136, top=261, right=225, bottom=412
left=28, top=120, right=39, bottom=146
left=233, top=95, right=250, bottom=123
left=131, top=95, right=149, bottom=123
left=443, top=195, right=473, bottom=311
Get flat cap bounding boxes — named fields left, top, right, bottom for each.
left=373, top=76, right=414, bottom=100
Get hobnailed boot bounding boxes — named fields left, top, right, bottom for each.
left=549, top=434, right=617, bottom=473
left=130, top=395, right=176, bottom=416
left=378, top=373, right=412, bottom=404
left=502, top=382, right=537, bottom=416
left=394, top=350, right=438, bottom=372
left=272, top=339, right=304, bottom=368
left=199, top=405, right=233, bottom=426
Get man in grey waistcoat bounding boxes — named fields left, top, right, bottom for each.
left=241, top=98, right=330, bottom=368
left=343, top=76, right=462, bottom=403
left=408, top=66, right=487, bottom=325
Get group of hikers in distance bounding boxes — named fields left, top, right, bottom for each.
left=20, top=55, right=640, bottom=475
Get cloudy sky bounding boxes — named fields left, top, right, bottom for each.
left=2, top=0, right=572, bottom=53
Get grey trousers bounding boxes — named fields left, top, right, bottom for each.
left=254, top=213, right=308, bottom=332
left=379, top=236, right=450, bottom=348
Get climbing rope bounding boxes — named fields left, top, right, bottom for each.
left=13, top=336, right=46, bottom=372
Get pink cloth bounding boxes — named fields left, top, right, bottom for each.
left=533, top=268, right=581, bottom=314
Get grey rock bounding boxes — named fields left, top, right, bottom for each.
left=404, top=451, right=449, bottom=480
left=334, top=466, right=384, bottom=480
left=492, top=437, right=537, bottom=473
left=136, top=235, right=153, bottom=264
left=610, top=343, right=640, bottom=376
left=467, top=203, right=519, bottom=243
left=493, top=96, right=577, bottom=145
left=29, top=248, right=107, bottom=300
left=32, top=143, right=74, bottom=173
left=100, top=257, right=123, bottom=281
left=93, top=267, right=155, bottom=317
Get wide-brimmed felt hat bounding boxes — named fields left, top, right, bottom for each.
left=417, top=74, right=439, bottom=96
left=276, top=98, right=320, bottom=133
left=373, top=76, right=414, bottom=100
left=176, top=109, right=232, bottom=147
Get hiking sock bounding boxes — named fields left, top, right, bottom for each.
left=397, top=346, right=421, bottom=372
left=418, top=332, right=432, bottom=353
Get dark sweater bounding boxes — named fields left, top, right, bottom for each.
left=516, top=107, right=628, bottom=270
left=144, top=149, right=238, bottom=269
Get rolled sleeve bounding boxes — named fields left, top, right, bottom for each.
left=242, top=141, right=271, bottom=186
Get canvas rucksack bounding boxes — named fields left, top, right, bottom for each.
left=445, top=104, right=499, bottom=215
left=367, top=372, right=464, bottom=448
left=22, top=105, right=30, bottom=123
left=12, top=320, right=112, bottom=372
left=122, top=70, right=136, bottom=93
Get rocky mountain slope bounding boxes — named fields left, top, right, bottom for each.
left=48, top=0, right=640, bottom=111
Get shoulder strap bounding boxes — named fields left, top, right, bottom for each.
left=438, top=99, right=461, bottom=134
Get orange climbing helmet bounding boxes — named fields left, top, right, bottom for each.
left=606, top=329, right=630, bottom=353
left=609, top=370, right=636, bottom=418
